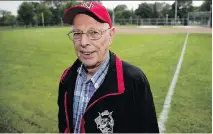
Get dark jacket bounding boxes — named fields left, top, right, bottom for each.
left=58, top=51, right=159, bottom=133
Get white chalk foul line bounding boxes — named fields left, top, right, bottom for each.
left=158, top=33, right=189, bottom=133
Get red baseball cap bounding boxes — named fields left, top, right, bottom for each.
left=63, top=2, right=112, bottom=28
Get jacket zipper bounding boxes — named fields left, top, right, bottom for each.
left=64, top=56, right=125, bottom=133
left=80, top=56, right=125, bottom=133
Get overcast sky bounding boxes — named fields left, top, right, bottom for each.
left=0, top=1, right=205, bottom=16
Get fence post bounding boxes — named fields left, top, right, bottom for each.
left=41, top=12, right=44, bottom=28
left=187, top=13, right=189, bottom=25
left=210, top=4, right=212, bottom=27
left=177, top=16, right=179, bottom=25
left=166, top=14, right=168, bottom=25
left=201, top=17, right=203, bottom=26
left=193, top=16, right=195, bottom=25
left=156, top=18, right=158, bottom=26
left=61, top=17, right=64, bottom=27
left=182, top=18, right=184, bottom=25
left=137, top=18, right=138, bottom=26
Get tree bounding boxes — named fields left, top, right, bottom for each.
left=114, top=4, right=127, bottom=13
left=114, top=10, right=122, bottom=23
left=173, top=0, right=193, bottom=18
left=4, top=15, right=16, bottom=26
left=41, top=0, right=68, bottom=8
left=65, top=1, right=81, bottom=10
left=178, top=0, right=193, bottom=18
left=135, top=3, right=153, bottom=18
left=113, top=4, right=131, bottom=25
left=17, top=2, right=35, bottom=27
left=160, top=3, right=171, bottom=18
left=40, top=0, right=80, bottom=25
left=0, top=10, right=16, bottom=26
left=168, top=0, right=193, bottom=25
left=35, top=3, right=53, bottom=25
left=49, top=6, right=61, bottom=25
left=193, top=6, right=200, bottom=12
left=122, top=10, right=132, bottom=19
left=199, top=0, right=212, bottom=28
left=31, top=2, right=41, bottom=25
left=152, top=3, right=159, bottom=18
left=129, top=8, right=138, bottom=25
left=200, top=0, right=212, bottom=11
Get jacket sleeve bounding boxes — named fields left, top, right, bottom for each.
left=57, top=69, right=69, bottom=133
left=133, top=70, right=159, bottom=133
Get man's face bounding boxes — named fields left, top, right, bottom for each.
left=72, top=14, right=114, bottom=68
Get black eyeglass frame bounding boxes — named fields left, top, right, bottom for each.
left=67, top=28, right=110, bottom=41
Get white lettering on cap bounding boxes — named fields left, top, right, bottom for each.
left=81, top=2, right=94, bottom=9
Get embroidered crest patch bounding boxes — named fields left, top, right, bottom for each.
left=81, top=2, right=94, bottom=9
left=94, top=110, right=114, bottom=134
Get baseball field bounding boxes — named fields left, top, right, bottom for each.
left=0, top=26, right=211, bottom=132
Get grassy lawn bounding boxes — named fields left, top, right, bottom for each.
left=111, top=33, right=185, bottom=116
left=0, top=27, right=210, bottom=132
left=165, top=33, right=212, bottom=133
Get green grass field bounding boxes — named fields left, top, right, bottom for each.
left=166, top=34, right=212, bottom=133
left=0, top=27, right=211, bottom=132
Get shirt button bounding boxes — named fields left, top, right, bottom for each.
left=94, top=83, right=99, bottom=89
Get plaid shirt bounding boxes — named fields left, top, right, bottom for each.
left=73, top=53, right=110, bottom=133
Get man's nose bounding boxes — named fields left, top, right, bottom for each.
left=80, top=33, right=89, bottom=47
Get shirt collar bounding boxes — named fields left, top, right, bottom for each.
left=77, top=52, right=110, bottom=86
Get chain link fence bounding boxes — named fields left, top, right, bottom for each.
left=0, top=21, right=70, bottom=30
left=0, top=16, right=211, bottom=30
left=114, top=17, right=211, bottom=27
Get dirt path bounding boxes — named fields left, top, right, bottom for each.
left=115, top=26, right=212, bottom=34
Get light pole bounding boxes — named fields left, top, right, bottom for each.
left=210, top=3, right=212, bottom=28
left=166, top=14, right=168, bottom=25
left=187, top=12, right=189, bottom=26
left=175, top=0, right=178, bottom=25
left=41, top=12, right=44, bottom=28
left=61, top=17, right=63, bottom=27
left=112, top=5, right=115, bottom=25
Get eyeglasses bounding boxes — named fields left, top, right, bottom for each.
left=67, top=28, right=110, bottom=41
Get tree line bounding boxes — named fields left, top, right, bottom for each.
left=0, top=0, right=211, bottom=27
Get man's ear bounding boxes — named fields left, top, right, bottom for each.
left=109, top=27, right=115, bottom=45
left=110, top=27, right=115, bottom=38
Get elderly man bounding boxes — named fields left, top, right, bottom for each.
left=58, top=1, right=159, bottom=133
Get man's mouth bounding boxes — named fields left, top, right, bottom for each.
left=80, top=51, right=95, bottom=55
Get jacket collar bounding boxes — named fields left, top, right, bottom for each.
left=87, top=51, right=119, bottom=106
left=64, top=50, right=119, bottom=100
left=63, top=51, right=124, bottom=133
left=64, top=50, right=116, bottom=85
left=76, top=52, right=110, bottom=86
